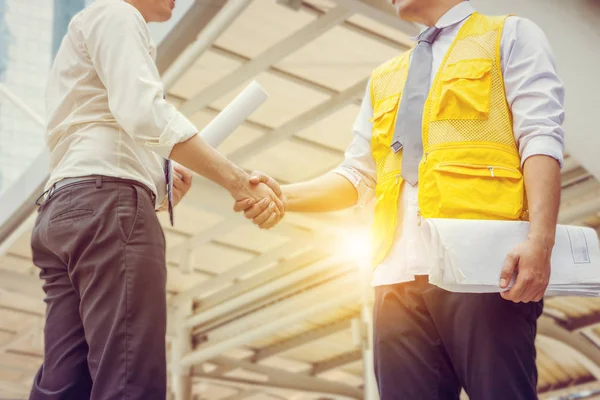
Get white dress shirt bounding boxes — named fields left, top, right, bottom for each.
left=334, top=1, right=565, bottom=286
left=45, top=0, right=197, bottom=207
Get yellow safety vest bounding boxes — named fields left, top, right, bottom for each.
left=370, top=12, right=527, bottom=267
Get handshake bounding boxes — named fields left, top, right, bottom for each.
left=230, top=171, right=285, bottom=229
left=168, top=164, right=284, bottom=229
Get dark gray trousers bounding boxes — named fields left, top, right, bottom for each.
left=29, top=177, right=167, bottom=400
left=374, top=276, right=542, bottom=400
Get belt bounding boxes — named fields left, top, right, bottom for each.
left=39, top=175, right=156, bottom=205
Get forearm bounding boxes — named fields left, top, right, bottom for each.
left=524, top=155, right=561, bottom=248
left=282, top=172, right=359, bottom=212
left=170, top=134, right=246, bottom=194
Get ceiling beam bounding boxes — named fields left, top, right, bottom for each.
left=252, top=316, right=357, bottom=362
left=196, top=271, right=359, bottom=344
left=331, top=0, right=419, bottom=37
left=558, top=196, right=600, bottom=224
left=192, top=246, right=331, bottom=314
left=562, top=156, right=581, bottom=175
left=0, top=270, right=43, bottom=300
left=538, top=316, right=600, bottom=380
left=179, top=6, right=352, bottom=116
left=181, top=274, right=361, bottom=367
left=185, top=249, right=335, bottom=329
left=172, top=235, right=319, bottom=305
left=309, top=349, right=363, bottom=376
left=227, top=78, right=368, bottom=165
left=561, top=179, right=599, bottom=204
left=220, top=389, right=262, bottom=400
left=0, top=380, right=30, bottom=397
left=0, top=319, right=40, bottom=354
left=300, top=2, right=412, bottom=50
left=209, top=44, right=339, bottom=97
left=156, top=0, right=228, bottom=75
left=199, top=355, right=363, bottom=399
left=162, top=0, right=253, bottom=89
left=209, top=315, right=357, bottom=377
left=539, top=382, right=600, bottom=398
left=554, top=312, right=600, bottom=332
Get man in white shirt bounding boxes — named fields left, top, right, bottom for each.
left=237, top=0, right=564, bottom=398
left=30, top=0, right=283, bottom=399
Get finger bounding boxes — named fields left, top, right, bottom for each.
left=249, top=171, right=268, bottom=185
left=272, top=195, right=285, bottom=216
left=233, top=198, right=256, bottom=212
left=173, top=174, right=184, bottom=188
left=253, top=203, right=277, bottom=226
left=176, top=165, right=193, bottom=184
left=244, top=199, right=271, bottom=219
left=528, top=281, right=548, bottom=303
left=518, top=272, right=547, bottom=303
left=505, top=270, right=529, bottom=303
left=535, top=290, right=546, bottom=302
left=250, top=172, right=282, bottom=198
left=519, top=286, right=538, bottom=304
left=532, top=290, right=544, bottom=303
left=259, top=212, right=279, bottom=230
left=499, top=253, right=518, bottom=289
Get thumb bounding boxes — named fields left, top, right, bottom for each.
left=499, top=252, right=519, bottom=289
left=249, top=171, right=268, bottom=185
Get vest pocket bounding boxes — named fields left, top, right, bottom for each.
left=432, top=162, right=523, bottom=220
left=434, top=58, right=492, bottom=121
left=371, top=96, right=399, bottom=137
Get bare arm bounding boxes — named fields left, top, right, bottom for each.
left=171, top=135, right=284, bottom=215
left=233, top=80, right=376, bottom=227
left=524, top=155, right=561, bottom=247
left=170, top=135, right=246, bottom=196
left=282, top=173, right=359, bottom=212
left=497, top=18, right=565, bottom=302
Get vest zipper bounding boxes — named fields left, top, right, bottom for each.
left=488, top=166, right=495, bottom=177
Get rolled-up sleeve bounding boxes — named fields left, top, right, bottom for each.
left=332, top=80, right=377, bottom=206
left=501, top=17, right=565, bottom=167
left=81, top=3, right=197, bottom=159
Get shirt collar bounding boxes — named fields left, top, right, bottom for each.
left=435, top=1, right=475, bottom=29
left=414, top=1, right=475, bottom=39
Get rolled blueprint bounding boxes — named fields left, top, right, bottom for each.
left=198, top=80, right=268, bottom=148
left=421, top=219, right=600, bottom=296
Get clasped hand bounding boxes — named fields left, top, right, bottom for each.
left=231, top=171, right=285, bottom=229
left=499, top=237, right=552, bottom=303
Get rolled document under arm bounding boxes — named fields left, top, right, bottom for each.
left=422, top=219, right=600, bottom=296
left=197, top=80, right=269, bottom=148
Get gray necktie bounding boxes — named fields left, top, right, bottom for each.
left=391, top=26, right=441, bottom=186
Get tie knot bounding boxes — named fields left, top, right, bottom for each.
left=418, top=26, right=441, bottom=44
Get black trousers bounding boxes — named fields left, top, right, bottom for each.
left=29, top=177, right=167, bottom=400
left=374, top=276, right=542, bottom=400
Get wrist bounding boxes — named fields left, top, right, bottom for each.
left=528, top=231, right=555, bottom=251
left=224, top=167, right=248, bottom=197
left=281, top=186, right=296, bottom=212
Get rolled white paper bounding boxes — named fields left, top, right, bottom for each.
left=198, top=80, right=269, bottom=148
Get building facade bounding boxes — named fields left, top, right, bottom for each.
left=0, top=0, right=90, bottom=195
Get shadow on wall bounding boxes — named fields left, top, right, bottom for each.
left=474, top=0, right=600, bottom=181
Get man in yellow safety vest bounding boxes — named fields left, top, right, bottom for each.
left=236, top=0, right=564, bottom=398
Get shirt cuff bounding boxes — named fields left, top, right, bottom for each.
left=146, top=112, right=198, bottom=159
left=520, top=135, right=564, bottom=168
left=332, top=166, right=375, bottom=207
